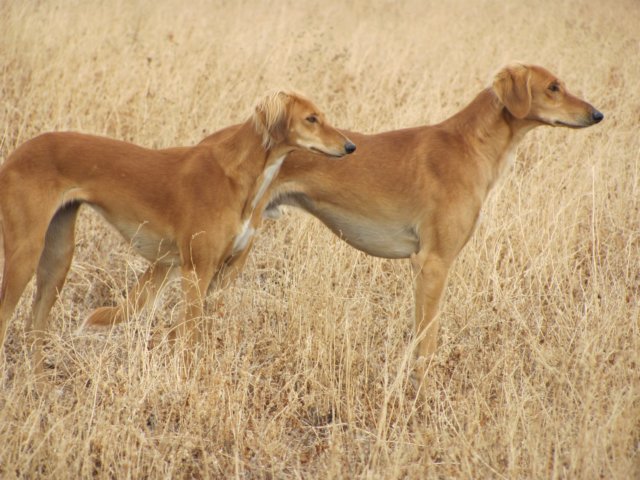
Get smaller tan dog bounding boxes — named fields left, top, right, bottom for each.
left=0, top=91, right=356, bottom=374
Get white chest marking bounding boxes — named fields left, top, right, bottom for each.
left=231, top=155, right=285, bottom=255
left=497, top=131, right=527, bottom=183
left=251, top=155, right=285, bottom=210
left=232, top=219, right=255, bottom=255
left=498, top=147, right=517, bottom=180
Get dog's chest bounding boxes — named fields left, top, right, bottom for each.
left=231, top=219, right=255, bottom=255
left=499, top=146, right=517, bottom=178
left=231, top=155, right=285, bottom=256
left=250, top=156, right=285, bottom=210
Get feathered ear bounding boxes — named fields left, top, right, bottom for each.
left=252, top=91, right=292, bottom=148
left=492, top=64, right=532, bottom=119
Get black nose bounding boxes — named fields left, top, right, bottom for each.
left=592, top=110, right=604, bottom=124
left=344, top=142, right=356, bottom=154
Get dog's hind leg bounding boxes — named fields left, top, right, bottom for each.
left=0, top=250, right=40, bottom=362
left=28, top=203, right=80, bottom=376
left=0, top=218, right=51, bottom=368
left=82, top=263, right=175, bottom=329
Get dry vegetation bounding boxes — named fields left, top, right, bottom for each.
left=1, top=0, right=639, bottom=478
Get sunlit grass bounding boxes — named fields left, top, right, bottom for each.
left=0, top=0, right=638, bottom=477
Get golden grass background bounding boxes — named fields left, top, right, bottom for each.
left=1, top=0, right=639, bottom=477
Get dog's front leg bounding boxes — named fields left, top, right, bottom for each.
left=410, top=250, right=451, bottom=385
left=170, top=241, right=220, bottom=373
left=217, top=238, right=254, bottom=290
left=172, top=270, right=208, bottom=345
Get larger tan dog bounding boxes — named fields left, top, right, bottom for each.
left=216, top=64, right=604, bottom=381
left=0, top=91, right=355, bottom=374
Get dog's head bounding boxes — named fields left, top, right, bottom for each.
left=492, top=63, right=603, bottom=128
left=252, top=91, right=355, bottom=157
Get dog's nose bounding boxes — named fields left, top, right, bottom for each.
left=592, top=110, right=604, bottom=124
left=344, top=142, right=356, bottom=154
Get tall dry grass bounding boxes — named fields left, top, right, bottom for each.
left=0, top=0, right=638, bottom=478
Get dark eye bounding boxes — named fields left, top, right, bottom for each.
left=306, top=115, right=318, bottom=123
left=548, top=83, right=560, bottom=92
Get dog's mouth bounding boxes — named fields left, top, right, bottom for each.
left=310, top=146, right=346, bottom=158
left=534, top=116, right=588, bottom=129
left=552, top=120, right=590, bottom=129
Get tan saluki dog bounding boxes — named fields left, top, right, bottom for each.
left=0, top=91, right=356, bottom=374
left=213, top=64, right=604, bottom=382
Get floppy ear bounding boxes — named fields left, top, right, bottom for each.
left=253, top=91, right=292, bottom=148
left=492, top=64, right=532, bottom=119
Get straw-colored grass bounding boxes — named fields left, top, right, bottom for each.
left=1, top=0, right=638, bottom=478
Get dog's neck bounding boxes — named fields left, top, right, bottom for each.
left=443, top=88, right=540, bottom=197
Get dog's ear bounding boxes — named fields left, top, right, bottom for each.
left=253, top=91, right=292, bottom=148
left=492, top=64, right=532, bottom=119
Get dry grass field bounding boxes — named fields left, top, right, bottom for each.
left=1, top=0, right=639, bottom=478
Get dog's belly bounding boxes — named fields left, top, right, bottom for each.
left=321, top=212, right=418, bottom=258
left=270, top=194, right=419, bottom=259
left=128, top=229, right=181, bottom=266
left=92, top=206, right=181, bottom=266
left=303, top=205, right=419, bottom=259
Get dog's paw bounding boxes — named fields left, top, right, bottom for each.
left=410, top=355, right=428, bottom=388
left=147, top=326, right=174, bottom=350
left=81, top=306, right=121, bottom=330
left=410, top=354, right=440, bottom=401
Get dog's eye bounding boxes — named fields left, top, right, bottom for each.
left=548, top=83, right=560, bottom=92
left=306, top=115, right=318, bottom=123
